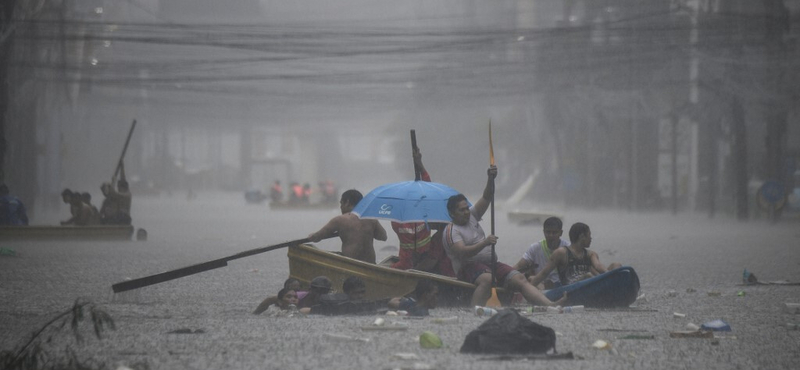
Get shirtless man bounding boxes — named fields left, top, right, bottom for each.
left=308, top=189, right=387, bottom=263
left=529, top=222, right=622, bottom=287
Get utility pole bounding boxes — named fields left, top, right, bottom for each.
left=0, top=0, right=17, bottom=183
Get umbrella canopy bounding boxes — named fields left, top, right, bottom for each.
left=352, top=180, right=466, bottom=223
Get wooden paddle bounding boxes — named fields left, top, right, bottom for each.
left=112, top=120, right=137, bottom=184
left=486, top=121, right=502, bottom=308
left=411, top=129, right=420, bottom=181
left=111, top=235, right=336, bottom=293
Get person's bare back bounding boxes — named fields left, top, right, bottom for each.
left=337, top=214, right=383, bottom=263
left=308, top=189, right=387, bottom=264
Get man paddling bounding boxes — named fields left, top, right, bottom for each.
left=308, top=189, right=387, bottom=264
left=442, top=165, right=566, bottom=307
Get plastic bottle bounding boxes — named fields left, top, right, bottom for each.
left=561, top=305, right=584, bottom=313
left=475, top=306, right=498, bottom=317
left=546, top=306, right=561, bottom=313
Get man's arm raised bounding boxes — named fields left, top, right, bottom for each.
left=472, top=165, right=497, bottom=219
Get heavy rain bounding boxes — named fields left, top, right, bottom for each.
left=1, top=1, right=799, bottom=369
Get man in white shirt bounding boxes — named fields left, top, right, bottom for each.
left=513, top=217, right=571, bottom=289
left=441, top=165, right=566, bottom=307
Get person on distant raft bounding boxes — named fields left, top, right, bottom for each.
left=442, top=165, right=566, bottom=307
left=0, top=184, right=29, bottom=226
left=308, top=189, right=387, bottom=264
left=528, top=222, right=622, bottom=288
left=81, top=192, right=101, bottom=225
left=270, top=180, right=283, bottom=203
left=100, top=162, right=132, bottom=225
left=513, top=217, right=570, bottom=289
left=62, top=191, right=93, bottom=226
left=390, top=148, right=455, bottom=277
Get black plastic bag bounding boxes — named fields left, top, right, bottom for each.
left=460, top=309, right=556, bottom=354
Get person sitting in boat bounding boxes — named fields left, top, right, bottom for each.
left=60, top=188, right=78, bottom=225
left=298, top=276, right=332, bottom=308
left=270, top=180, right=283, bottom=203
left=308, top=189, right=387, bottom=264
left=512, top=217, right=571, bottom=290
left=388, top=280, right=438, bottom=317
left=289, top=182, right=303, bottom=204
left=100, top=163, right=132, bottom=225
left=390, top=148, right=455, bottom=277
left=528, top=222, right=622, bottom=288
left=0, top=184, right=29, bottom=226
left=81, top=192, right=102, bottom=225
left=253, top=278, right=306, bottom=315
left=61, top=191, right=94, bottom=226
left=442, top=165, right=567, bottom=307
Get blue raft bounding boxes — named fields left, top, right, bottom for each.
left=543, top=266, right=640, bottom=308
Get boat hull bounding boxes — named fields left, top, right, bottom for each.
left=287, top=243, right=508, bottom=307
left=543, top=266, right=640, bottom=308
left=0, top=225, right=135, bottom=241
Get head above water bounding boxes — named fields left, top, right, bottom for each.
left=309, top=276, right=332, bottom=294
left=414, top=280, right=439, bottom=309
left=277, top=288, right=298, bottom=309
left=283, top=278, right=301, bottom=291
left=343, top=276, right=366, bottom=301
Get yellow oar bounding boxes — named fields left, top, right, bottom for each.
left=486, top=121, right=502, bottom=308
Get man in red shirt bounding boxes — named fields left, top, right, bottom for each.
left=390, top=148, right=454, bottom=277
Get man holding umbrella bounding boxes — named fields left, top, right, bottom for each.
left=442, top=165, right=567, bottom=307
left=390, top=148, right=454, bottom=277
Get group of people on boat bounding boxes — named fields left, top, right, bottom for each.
left=61, top=163, right=132, bottom=226
left=304, top=148, right=622, bottom=309
left=254, top=275, right=438, bottom=317
left=269, top=180, right=338, bottom=205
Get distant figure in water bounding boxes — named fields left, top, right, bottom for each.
left=0, top=184, right=29, bottom=226
left=270, top=180, right=283, bottom=203
left=308, top=189, right=387, bottom=264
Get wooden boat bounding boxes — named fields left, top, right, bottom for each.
left=0, top=225, right=135, bottom=241
left=269, top=202, right=338, bottom=210
left=507, top=210, right=562, bottom=225
left=543, top=266, right=640, bottom=308
left=287, top=243, right=510, bottom=307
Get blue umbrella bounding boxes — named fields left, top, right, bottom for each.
left=352, top=180, right=467, bottom=223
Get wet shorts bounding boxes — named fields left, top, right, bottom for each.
left=458, top=261, right=521, bottom=289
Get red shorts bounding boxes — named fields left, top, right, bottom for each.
left=458, top=261, right=520, bottom=288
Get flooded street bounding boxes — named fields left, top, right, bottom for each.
left=2, top=192, right=800, bottom=369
